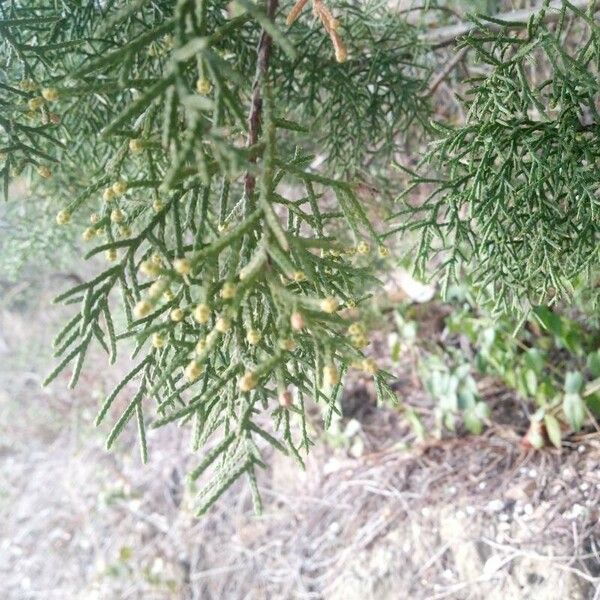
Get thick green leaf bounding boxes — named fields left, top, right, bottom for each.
left=533, top=306, right=563, bottom=337
left=464, top=409, right=483, bottom=435
left=405, top=408, right=425, bottom=441
left=525, top=369, right=538, bottom=396
left=585, top=392, right=600, bottom=417
left=543, top=414, right=562, bottom=449
left=563, top=392, right=585, bottom=431
left=587, top=351, right=600, bottom=378
left=565, top=371, right=584, bottom=394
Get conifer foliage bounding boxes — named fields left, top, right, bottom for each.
left=0, top=0, right=419, bottom=514
left=2, top=0, right=599, bottom=514
left=398, top=1, right=600, bottom=314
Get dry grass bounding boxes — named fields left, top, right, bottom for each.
left=2, top=276, right=600, bottom=600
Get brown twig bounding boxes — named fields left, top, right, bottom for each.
left=286, top=0, right=347, bottom=62
left=286, top=0, right=309, bottom=26
left=244, top=0, right=278, bottom=202
left=421, top=46, right=467, bottom=98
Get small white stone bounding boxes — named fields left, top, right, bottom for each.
left=564, top=503, right=587, bottom=520
left=483, top=554, right=505, bottom=577
left=344, top=418, right=362, bottom=438
left=486, top=499, right=504, bottom=512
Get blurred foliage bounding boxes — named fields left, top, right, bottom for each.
left=0, top=191, right=77, bottom=285
left=275, top=0, right=431, bottom=173
left=391, top=277, right=600, bottom=447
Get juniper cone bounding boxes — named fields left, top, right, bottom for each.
left=1, top=0, right=598, bottom=514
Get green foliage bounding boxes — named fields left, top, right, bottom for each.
left=419, top=353, right=490, bottom=435
left=0, top=191, right=77, bottom=283
left=275, top=0, right=431, bottom=172
left=399, top=1, right=600, bottom=313
left=396, top=280, right=600, bottom=446
left=3, top=0, right=600, bottom=515
left=0, top=0, right=422, bottom=514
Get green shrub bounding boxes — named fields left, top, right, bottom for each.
left=2, top=0, right=598, bottom=513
